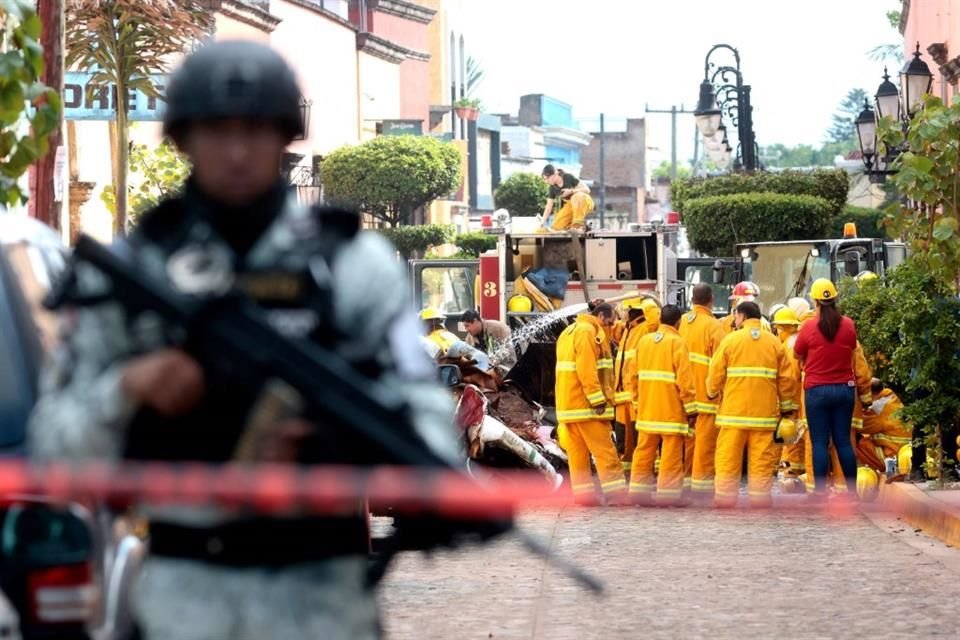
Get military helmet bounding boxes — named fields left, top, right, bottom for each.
left=163, top=40, right=304, bottom=139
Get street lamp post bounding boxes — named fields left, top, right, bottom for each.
left=693, top=44, right=758, bottom=172
left=855, top=42, right=934, bottom=183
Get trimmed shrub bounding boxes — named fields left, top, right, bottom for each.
left=493, top=172, right=549, bottom=217
left=682, top=192, right=834, bottom=256
left=378, top=224, right=453, bottom=259
left=671, top=169, right=849, bottom=218
left=453, top=231, right=497, bottom=257
left=830, top=205, right=887, bottom=238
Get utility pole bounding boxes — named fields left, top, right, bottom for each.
left=645, top=104, right=694, bottom=179
left=33, top=0, right=64, bottom=228
left=598, top=112, right=605, bottom=228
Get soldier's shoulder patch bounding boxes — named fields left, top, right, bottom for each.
left=654, top=332, right=664, bottom=343
left=685, top=312, right=696, bottom=323
left=751, top=328, right=761, bottom=340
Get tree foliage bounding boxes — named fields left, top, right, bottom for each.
left=879, top=95, right=960, bottom=286
left=759, top=141, right=855, bottom=168
left=0, top=0, right=61, bottom=206
left=842, top=255, right=960, bottom=480
left=682, top=192, right=834, bottom=256
left=827, top=88, right=868, bottom=144
left=493, top=172, right=548, bottom=216
left=100, top=140, right=190, bottom=225
left=322, top=135, right=462, bottom=227
left=671, top=169, right=849, bottom=218
left=378, top=224, right=452, bottom=259
left=651, top=160, right=692, bottom=181
left=66, top=0, right=213, bottom=235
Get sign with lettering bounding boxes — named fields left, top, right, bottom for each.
left=63, top=72, right=168, bottom=121
left=381, top=119, right=422, bottom=136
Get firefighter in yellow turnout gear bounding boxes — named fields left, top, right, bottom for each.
left=629, top=305, right=698, bottom=506
left=708, top=301, right=797, bottom=508
left=772, top=307, right=806, bottom=477
left=678, top=284, right=726, bottom=499
left=555, top=303, right=627, bottom=505
left=612, top=298, right=657, bottom=465
left=856, top=379, right=911, bottom=473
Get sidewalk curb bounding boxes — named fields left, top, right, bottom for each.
left=879, top=481, right=960, bottom=547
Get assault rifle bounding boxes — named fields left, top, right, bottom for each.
left=47, top=233, right=602, bottom=593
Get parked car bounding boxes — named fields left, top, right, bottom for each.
left=0, top=216, right=144, bottom=640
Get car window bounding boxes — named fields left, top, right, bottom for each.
left=419, top=266, right=475, bottom=315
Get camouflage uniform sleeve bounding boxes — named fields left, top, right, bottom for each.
left=331, top=231, right=459, bottom=464
left=28, top=280, right=140, bottom=461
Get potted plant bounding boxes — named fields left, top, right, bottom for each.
left=454, top=97, right=481, bottom=121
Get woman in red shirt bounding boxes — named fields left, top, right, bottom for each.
left=793, top=279, right=864, bottom=500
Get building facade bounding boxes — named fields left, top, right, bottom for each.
left=579, top=117, right=646, bottom=225
left=901, top=0, right=960, bottom=101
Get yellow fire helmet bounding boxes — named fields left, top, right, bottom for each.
left=810, top=278, right=838, bottom=302
left=640, top=299, right=661, bottom=325
left=418, top=307, right=446, bottom=321
left=507, top=294, right=533, bottom=313
left=856, top=466, right=880, bottom=501
left=622, top=296, right=647, bottom=311
left=855, top=270, right=878, bottom=283
left=774, top=417, right=800, bottom=445
left=897, top=445, right=912, bottom=476
left=772, top=307, right=801, bottom=326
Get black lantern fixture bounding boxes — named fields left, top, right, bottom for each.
left=694, top=80, right=722, bottom=138
left=874, top=68, right=901, bottom=122
left=900, top=42, right=934, bottom=116
left=295, top=97, right=313, bottom=141
left=854, top=99, right=877, bottom=168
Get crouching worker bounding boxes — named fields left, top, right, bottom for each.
left=555, top=303, right=627, bottom=505
left=541, top=164, right=594, bottom=231
left=856, top=379, right=911, bottom=473
left=629, top=305, right=698, bottom=507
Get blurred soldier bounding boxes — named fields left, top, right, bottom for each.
left=29, top=41, right=460, bottom=640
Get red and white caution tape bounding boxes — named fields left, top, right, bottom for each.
left=0, top=461, right=567, bottom=518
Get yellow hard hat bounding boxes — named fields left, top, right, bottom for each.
left=856, top=466, right=879, bottom=501
left=772, top=307, right=800, bottom=326
left=622, top=296, right=646, bottom=310
left=774, top=417, right=800, bottom=445
left=507, top=294, right=533, bottom=313
left=419, top=307, right=446, bottom=321
left=855, top=270, right=878, bottom=283
left=897, top=445, right=912, bottom=476
left=810, top=278, right=838, bottom=302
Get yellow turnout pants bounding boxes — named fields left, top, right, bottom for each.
left=715, top=428, right=779, bottom=508
left=558, top=420, right=626, bottom=503
left=552, top=193, right=595, bottom=230
left=690, top=413, right=719, bottom=496
left=629, top=431, right=685, bottom=505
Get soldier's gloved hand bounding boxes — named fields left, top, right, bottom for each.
left=121, top=348, right=204, bottom=416
left=253, top=419, right=313, bottom=463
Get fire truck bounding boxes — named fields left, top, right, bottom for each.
left=409, top=219, right=687, bottom=336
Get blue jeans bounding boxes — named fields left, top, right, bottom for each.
left=804, top=384, right=857, bottom=493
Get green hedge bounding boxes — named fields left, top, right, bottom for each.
left=378, top=224, right=453, bottom=259
left=683, top=192, right=834, bottom=256
left=829, top=205, right=887, bottom=238
left=453, top=231, right=497, bottom=257
left=671, top=169, right=849, bottom=218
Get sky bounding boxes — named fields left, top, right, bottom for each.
left=459, top=0, right=902, bottom=170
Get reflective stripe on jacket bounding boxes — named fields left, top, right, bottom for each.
left=555, top=314, right=615, bottom=422
left=707, top=318, right=796, bottom=430
left=633, top=325, right=697, bottom=435
left=861, top=388, right=911, bottom=447
left=426, top=328, right=460, bottom=354
left=678, top=304, right=724, bottom=415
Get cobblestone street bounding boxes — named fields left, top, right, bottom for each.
left=380, top=504, right=960, bottom=639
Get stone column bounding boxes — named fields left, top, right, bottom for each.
left=68, top=180, right=96, bottom=246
